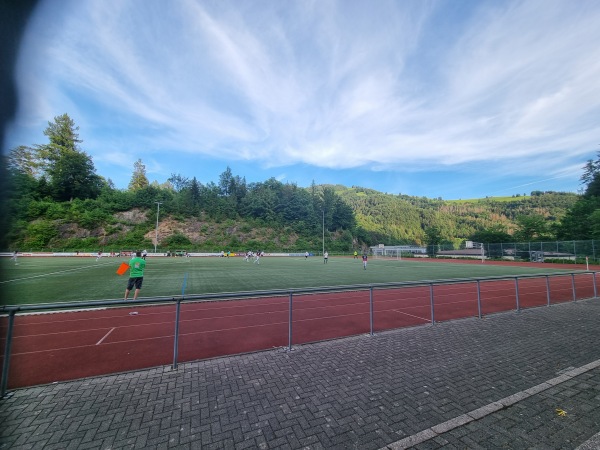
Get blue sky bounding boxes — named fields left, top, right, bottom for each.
left=4, top=0, right=600, bottom=199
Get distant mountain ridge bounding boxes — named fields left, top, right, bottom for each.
left=331, top=186, right=578, bottom=246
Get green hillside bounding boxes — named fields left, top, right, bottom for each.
left=333, top=186, right=578, bottom=247
left=2, top=113, right=586, bottom=253
left=3, top=176, right=579, bottom=252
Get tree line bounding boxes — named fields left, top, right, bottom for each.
left=3, top=114, right=355, bottom=251
left=2, top=113, right=598, bottom=252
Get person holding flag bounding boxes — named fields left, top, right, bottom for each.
left=124, top=251, right=147, bottom=300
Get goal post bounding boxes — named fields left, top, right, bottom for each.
left=372, top=245, right=427, bottom=259
left=466, top=241, right=485, bottom=262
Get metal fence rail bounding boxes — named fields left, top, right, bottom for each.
left=1, top=271, right=597, bottom=398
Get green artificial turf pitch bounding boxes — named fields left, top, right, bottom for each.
left=1, top=256, right=573, bottom=306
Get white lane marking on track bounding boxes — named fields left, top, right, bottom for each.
left=96, top=327, right=116, bottom=345
left=392, top=309, right=431, bottom=322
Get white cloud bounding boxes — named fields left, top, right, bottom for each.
left=7, top=0, right=600, bottom=195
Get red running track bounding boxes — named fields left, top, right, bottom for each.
left=1, top=273, right=596, bottom=389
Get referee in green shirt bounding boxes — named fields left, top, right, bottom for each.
left=124, top=251, right=147, bottom=300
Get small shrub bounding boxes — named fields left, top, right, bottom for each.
left=163, top=233, right=192, bottom=247
left=23, top=220, right=58, bottom=249
left=239, top=223, right=252, bottom=233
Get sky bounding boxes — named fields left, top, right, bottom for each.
left=4, top=0, right=600, bottom=200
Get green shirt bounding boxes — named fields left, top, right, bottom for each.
left=129, top=256, right=146, bottom=277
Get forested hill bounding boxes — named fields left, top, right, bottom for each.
left=2, top=113, right=587, bottom=252
left=5, top=176, right=579, bottom=252
left=332, top=186, right=578, bottom=247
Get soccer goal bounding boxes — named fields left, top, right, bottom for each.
left=372, top=245, right=427, bottom=260
left=373, top=248, right=402, bottom=260
left=465, top=241, right=486, bottom=262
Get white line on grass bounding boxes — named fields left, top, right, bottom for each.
left=0, top=261, right=116, bottom=284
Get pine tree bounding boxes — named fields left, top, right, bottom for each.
left=129, top=159, right=149, bottom=191
left=37, top=114, right=101, bottom=201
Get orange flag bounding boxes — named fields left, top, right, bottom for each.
left=116, top=262, right=130, bottom=275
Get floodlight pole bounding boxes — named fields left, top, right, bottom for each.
left=322, top=209, right=325, bottom=256
left=154, top=202, right=162, bottom=253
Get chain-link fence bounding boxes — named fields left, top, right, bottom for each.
left=7, top=240, right=600, bottom=262
left=427, top=240, right=600, bottom=263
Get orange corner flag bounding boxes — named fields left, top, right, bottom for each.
left=116, top=262, right=130, bottom=276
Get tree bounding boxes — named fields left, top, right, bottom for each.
left=470, top=225, right=512, bottom=244
left=581, top=152, right=600, bottom=185
left=49, top=150, right=103, bottom=202
left=582, top=152, right=600, bottom=197
left=332, top=197, right=356, bottom=231
left=217, top=166, right=246, bottom=213
left=198, top=182, right=221, bottom=218
left=321, top=186, right=337, bottom=231
left=513, top=214, right=550, bottom=241
left=34, top=114, right=102, bottom=202
left=555, top=197, right=600, bottom=240
left=7, top=145, right=41, bottom=177
left=167, top=173, right=190, bottom=192
left=589, top=209, right=600, bottom=239
left=129, top=159, right=149, bottom=191
left=3, top=151, right=41, bottom=249
left=554, top=153, right=600, bottom=240
left=189, top=177, right=201, bottom=213
left=425, top=226, right=443, bottom=255
left=37, top=113, right=82, bottom=164
left=240, top=181, right=277, bottom=221
left=218, top=166, right=234, bottom=197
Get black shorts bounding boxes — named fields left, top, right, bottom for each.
left=127, top=277, right=143, bottom=290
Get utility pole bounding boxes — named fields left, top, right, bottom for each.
left=322, top=209, right=325, bottom=256
left=154, top=201, right=162, bottom=253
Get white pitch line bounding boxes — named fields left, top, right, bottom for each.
left=0, top=261, right=116, bottom=284
left=96, top=327, right=116, bottom=345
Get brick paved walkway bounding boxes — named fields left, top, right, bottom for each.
left=3, top=298, right=600, bottom=449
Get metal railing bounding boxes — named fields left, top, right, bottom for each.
left=1, top=271, right=597, bottom=398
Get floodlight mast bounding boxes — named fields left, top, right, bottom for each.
left=154, top=202, right=162, bottom=253
left=322, top=209, right=325, bottom=256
